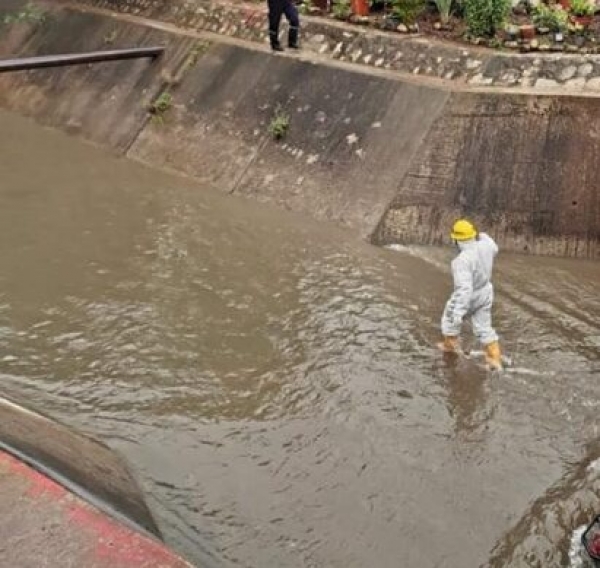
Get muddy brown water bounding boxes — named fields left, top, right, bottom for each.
left=0, top=109, right=598, bottom=568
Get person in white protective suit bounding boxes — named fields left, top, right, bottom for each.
left=439, top=219, right=503, bottom=370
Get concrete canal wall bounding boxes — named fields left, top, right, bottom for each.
left=0, top=0, right=597, bottom=257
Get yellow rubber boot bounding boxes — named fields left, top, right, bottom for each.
left=439, top=335, right=460, bottom=353
left=484, top=341, right=502, bottom=370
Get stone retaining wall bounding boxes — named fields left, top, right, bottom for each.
left=62, top=0, right=600, bottom=91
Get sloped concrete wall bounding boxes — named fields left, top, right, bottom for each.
left=374, top=94, right=600, bottom=258
left=0, top=4, right=194, bottom=151
left=129, top=43, right=449, bottom=235
left=0, top=1, right=598, bottom=257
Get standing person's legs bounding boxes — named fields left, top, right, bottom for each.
left=268, top=0, right=284, bottom=50
left=471, top=303, right=498, bottom=346
left=471, top=291, right=502, bottom=368
left=282, top=0, right=300, bottom=48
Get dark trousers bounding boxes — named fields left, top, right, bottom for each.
left=268, top=0, right=300, bottom=47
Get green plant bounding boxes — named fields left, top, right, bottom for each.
left=391, top=0, right=426, bottom=24
left=185, top=42, right=209, bottom=68
left=568, top=21, right=585, bottom=33
left=463, top=0, right=511, bottom=37
left=3, top=2, right=46, bottom=25
left=149, top=91, right=173, bottom=123
left=570, top=0, right=595, bottom=17
left=533, top=3, right=568, bottom=31
left=504, top=22, right=519, bottom=37
left=268, top=106, right=290, bottom=140
left=332, top=0, right=352, bottom=19
left=433, top=0, right=453, bottom=25
left=299, top=0, right=314, bottom=15
left=103, top=29, right=118, bottom=45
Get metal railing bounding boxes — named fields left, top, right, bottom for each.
left=0, top=46, right=164, bottom=73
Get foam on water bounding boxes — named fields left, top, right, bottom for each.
left=569, top=526, right=589, bottom=568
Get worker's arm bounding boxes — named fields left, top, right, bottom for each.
left=441, top=256, right=473, bottom=336
left=478, top=232, right=499, bottom=256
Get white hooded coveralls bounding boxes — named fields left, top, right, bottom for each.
left=441, top=233, right=499, bottom=346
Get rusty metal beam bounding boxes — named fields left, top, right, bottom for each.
left=0, top=46, right=164, bottom=73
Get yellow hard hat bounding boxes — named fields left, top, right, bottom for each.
left=450, top=219, right=477, bottom=241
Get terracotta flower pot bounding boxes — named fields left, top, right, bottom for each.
left=351, top=0, right=370, bottom=17
left=574, top=15, right=593, bottom=27
left=520, top=24, right=536, bottom=40
left=559, top=0, right=571, bottom=9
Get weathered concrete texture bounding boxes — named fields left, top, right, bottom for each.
left=374, top=94, right=600, bottom=258
left=0, top=4, right=195, bottom=151
left=62, top=0, right=600, bottom=92
left=130, top=43, right=449, bottom=235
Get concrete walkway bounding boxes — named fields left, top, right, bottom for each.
left=56, top=0, right=600, bottom=95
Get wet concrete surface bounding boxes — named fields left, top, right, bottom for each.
left=0, top=109, right=598, bottom=567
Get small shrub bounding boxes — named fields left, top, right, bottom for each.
left=3, top=2, right=46, bottom=25
left=570, top=0, right=595, bottom=17
left=149, top=91, right=173, bottom=123
left=332, top=0, right=352, bottom=19
left=268, top=106, right=290, bottom=140
left=463, top=0, right=511, bottom=37
left=433, top=0, right=453, bottom=25
left=299, top=0, right=314, bottom=15
left=533, top=3, right=568, bottom=32
left=391, top=0, right=427, bottom=25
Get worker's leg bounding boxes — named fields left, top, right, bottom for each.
left=283, top=0, right=300, bottom=48
left=440, top=300, right=462, bottom=353
left=268, top=0, right=284, bottom=50
left=471, top=292, right=501, bottom=369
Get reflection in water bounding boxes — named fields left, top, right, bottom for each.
left=0, top=109, right=599, bottom=568
left=441, top=360, right=494, bottom=441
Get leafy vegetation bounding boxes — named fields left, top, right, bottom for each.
left=463, top=0, right=511, bottom=37
left=268, top=106, right=290, bottom=140
left=332, top=0, right=352, bottom=20
left=533, top=3, right=568, bottom=32
left=3, top=2, right=46, bottom=25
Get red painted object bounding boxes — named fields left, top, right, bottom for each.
left=0, top=395, right=194, bottom=567
left=590, top=534, right=600, bottom=557
left=351, top=0, right=370, bottom=16
left=573, top=14, right=594, bottom=26
left=0, top=450, right=192, bottom=568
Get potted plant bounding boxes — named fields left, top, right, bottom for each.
left=351, top=0, right=370, bottom=16
left=570, top=0, right=595, bottom=27
left=520, top=23, right=536, bottom=40
left=533, top=3, right=569, bottom=34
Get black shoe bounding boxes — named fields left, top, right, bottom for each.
left=271, top=42, right=284, bottom=52
left=288, top=27, right=299, bottom=49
